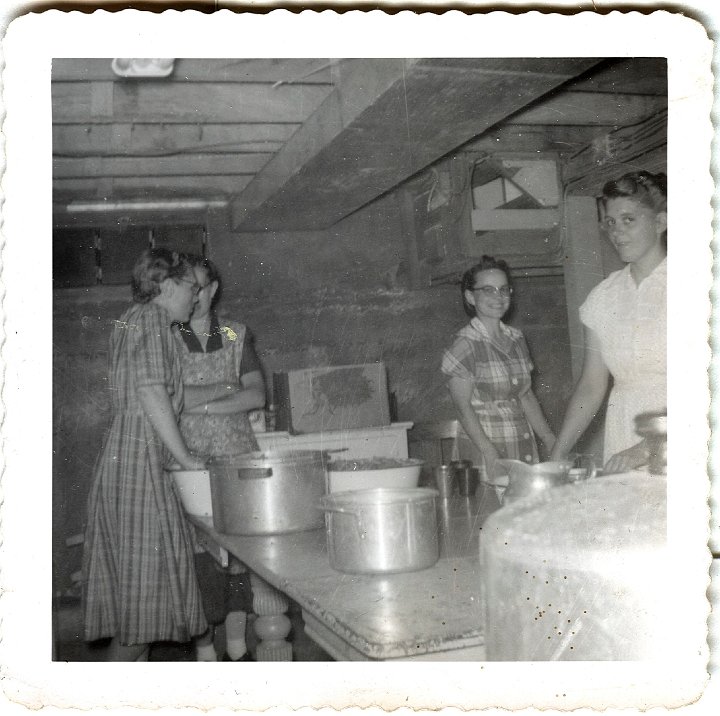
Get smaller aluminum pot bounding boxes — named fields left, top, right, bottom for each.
left=319, top=487, right=440, bottom=575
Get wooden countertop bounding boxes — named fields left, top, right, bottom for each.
left=191, top=485, right=502, bottom=660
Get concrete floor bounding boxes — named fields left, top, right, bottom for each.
left=54, top=598, right=331, bottom=662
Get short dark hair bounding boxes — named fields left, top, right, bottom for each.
left=131, top=249, right=191, bottom=303
left=184, top=253, right=223, bottom=309
left=601, top=170, right=667, bottom=213
left=460, top=255, right=512, bottom=317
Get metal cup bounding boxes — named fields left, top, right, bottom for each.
left=450, top=459, right=472, bottom=481
left=455, top=464, right=479, bottom=497
left=434, top=465, right=455, bottom=500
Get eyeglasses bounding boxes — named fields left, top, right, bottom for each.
left=178, top=277, right=202, bottom=295
left=473, top=285, right=513, bottom=298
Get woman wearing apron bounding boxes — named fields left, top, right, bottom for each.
left=176, top=255, right=266, bottom=661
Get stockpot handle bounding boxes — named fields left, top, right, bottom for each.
left=322, top=448, right=349, bottom=461
left=319, top=502, right=367, bottom=539
left=236, top=467, right=273, bottom=480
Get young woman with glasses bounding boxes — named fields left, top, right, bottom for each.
left=441, top=255, right=556, bottom=488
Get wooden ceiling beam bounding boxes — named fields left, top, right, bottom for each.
left=53, top=174, right=253, bottom=201
left=562, top=57, right=667, bottom=95
left=230, top=58, right=422, bottom=226
left=507, top=92, right=666, bottom=126
left=412, top=57, right=610, bottom=78
left=233, top=57, right=604, bottom=231
left=51, top=58, right=336, bottom=84
left=53, top=153, right=270, bottom=179
left=52, top=81, right=333, bottom=124
left=461, top=124, right=613, bottom=158
left=565, top=145, right=666, bottom=197
left=564, top=109, right=667, bottom=194
left=53, top=123, right=299, bottom=156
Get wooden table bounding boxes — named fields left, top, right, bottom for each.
left=191, top=484, right=501, bottom=661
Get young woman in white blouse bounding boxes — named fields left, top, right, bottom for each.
left=551, top=170, right=667, bottom=473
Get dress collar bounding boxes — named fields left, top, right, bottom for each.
left=178, top=312, right=224, bottom=353
left=469, top=316, right=510, bottom=339
left=468, top=317, right=515, bottom=354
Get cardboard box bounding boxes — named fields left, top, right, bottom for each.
left=273, top=363, right=391, bottom=434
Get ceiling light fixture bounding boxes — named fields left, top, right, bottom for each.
left=66, top=199, right=228, bottom=213
left=111, top=58, right=175, bottom=78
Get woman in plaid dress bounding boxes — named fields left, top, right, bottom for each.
left=82, top=249, right=208, bottom=661
left=441, top=256, right=555, bottom=486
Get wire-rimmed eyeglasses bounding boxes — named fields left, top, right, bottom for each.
left=472, top=285, right=513, bottom=298
left=178, top=277, right=202, bottom=295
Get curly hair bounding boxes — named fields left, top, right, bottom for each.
left=601, top=170, right=667, bottom=213
left=460, top=255, right=512, bottom=318
left=183, top=253, right=223, bottom=309
left=131, top=249, right=192, bottom=303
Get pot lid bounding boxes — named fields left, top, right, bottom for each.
left=210, top=448, right=326, bottom=467
left=320, top=486, right=438, bottom=508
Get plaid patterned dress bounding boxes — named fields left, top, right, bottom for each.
left=441, top=317, right=538, bottom=480
left=82, top=302, right=208, bottom=645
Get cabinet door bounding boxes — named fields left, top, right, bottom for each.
left=464, top=153, right=563, bottom=268
left=152, top=225, right=205, bottom=256
left=53, top=223, right=207, bottom=288
left=400, top=153, right=564, bottom=289
left=399, top=156, right=473, bottom=289
left=99, top=226, right=152, bottom=285
left=53, top=228, right=98, bottom=288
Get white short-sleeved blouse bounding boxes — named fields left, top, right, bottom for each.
left=580, top=259, right=667, bottom=460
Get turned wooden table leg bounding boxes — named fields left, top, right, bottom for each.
left=249, top=572, right=293, bottom=661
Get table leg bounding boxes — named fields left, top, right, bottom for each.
left=249, top=572, right=293, bottom=661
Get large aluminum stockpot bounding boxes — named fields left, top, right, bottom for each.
left=319, top=487, right=440, bottom=574
left=209, top=449, right=328, bottom=535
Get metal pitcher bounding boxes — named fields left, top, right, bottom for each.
left=634, top=411, right=667, bottom=475
left=494, top=455, right=597, bottom=504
